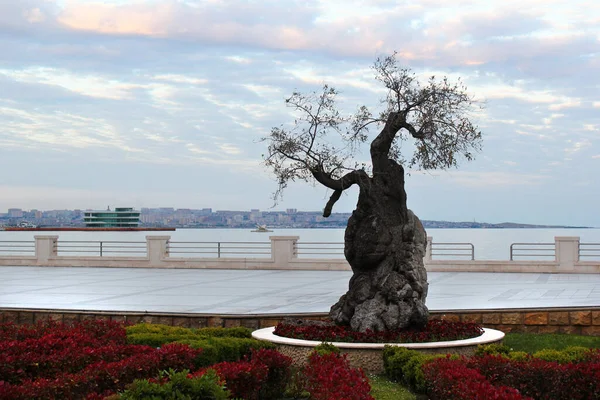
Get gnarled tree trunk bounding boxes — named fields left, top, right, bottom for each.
left=329, top=113, right=429, bottom=332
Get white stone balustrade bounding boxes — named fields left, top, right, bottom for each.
left=0, top=235, right=597, bottom=273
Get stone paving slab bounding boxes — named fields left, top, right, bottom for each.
left=1, top=266, right=600, bottom=314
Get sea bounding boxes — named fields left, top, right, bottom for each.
left=1, top=228, right=600, bottom=261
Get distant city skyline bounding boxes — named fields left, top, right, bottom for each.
left=1, top=205, right=596, bottom=228
left=1, top=1, right=599, bottom=227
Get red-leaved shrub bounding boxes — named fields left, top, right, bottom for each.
left=248, top=348, right=292, bottom=399
left=468, top=355, right=600, bottom=400
left=209, top=360, right=268, bottom=400
left=274, top=319, right=483, bottom=343
left=423, top=357, right=529, bottom=400
left=0, top=320, right=203, bottom=400
left=303, top=352, right=374, bottom=400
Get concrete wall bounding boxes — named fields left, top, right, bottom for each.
left=2, top=306, right=599, bottom=336
left=0, top=235, right=598, bottom=273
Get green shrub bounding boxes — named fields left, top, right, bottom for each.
left=383, top=346, right=419, bottom=381
left=475, top=343, right=511, bottom=357
left=126, top=324, right=250, bottom=337
left=532, top=346, right=590, bottom=364
left=125, top=323, right=275, bottom=369
left=476, top=342, right=594, bottom=365
left=508, top=351, right=529, bottom=361
left=195, top=327, right=252, bottom=338
left=401, top=354, right=427, bottom=390
left=126, top=324, right=253, bottom=348
left=402, top=353, right=448, bottom=393
left=125, top=323, right=193, bottom=336
left=382, top=346, right=448, bottom=393
left=127, top=332, right=199, bottom=347
left=311, top=342, right=340, bottom=356
left=119, top=369, right=229, bottom=399
left=175, top=337, right=275, bottom=367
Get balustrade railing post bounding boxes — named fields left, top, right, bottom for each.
left=35, top=235, right=58, bottom=264
left=555, top=236, right=580, bottom=271
left=146, top=236, right=171, bottom=267
left=270, top=236, right=299, bottom=269
left=100, top=241, right=103, bottom=257
left=218, top=242, right=221, bottom=258
left=425, top=236, right=433, bottom=262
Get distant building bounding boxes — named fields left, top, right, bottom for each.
left=8, top=208, right=23, bottom=218
left=249, top=209, right=262, bottom=221
left=84, top=207, right=140, bottom=227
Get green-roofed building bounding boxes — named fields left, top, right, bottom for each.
left=84, top=207, right=140, bottom=228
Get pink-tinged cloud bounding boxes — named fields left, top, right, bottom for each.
left=48, top=0, right=598, bottom=68
left=57, top=2, right=173, bottom=35
left=0, top=0, right=60, bottom=31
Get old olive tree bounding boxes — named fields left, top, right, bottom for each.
left=262, top=54, right=482, bottom=332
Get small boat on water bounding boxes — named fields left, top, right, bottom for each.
left=251, top=224, right=273, bottom=233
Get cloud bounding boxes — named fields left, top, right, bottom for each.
left=0, top=67, right=142, bottom=100
left=565, top=139, right=592, bottom=155
left=29, top=0, right=592, bottom=69
left=0, top=0, right=60, bottom=33
left=219, top=144, right=243, bottom=155
left=422, top=171, right=548, bottom=187
left=186, top=143, right=211, bottom=155
left=0, top=184, right=182, bottom=211
left=153, top=74, right=208, bottom=85
left=549, top=100, right=581, bottom=110
left=542, top=113, right=565, bottom=126
left=0, top=105, right=143, bottom=153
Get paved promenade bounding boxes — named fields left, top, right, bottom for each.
left=2, top=266, right=600, bottom=314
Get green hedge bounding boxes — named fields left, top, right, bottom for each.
left=532, top=346, right=591, bottom=364
left=126, top=324, right=251, bottom=340
left=382, top=346, right=449, bottom=393
left=476, top=343, right=595, bottom=364
left=125, top=323, right=273, bottom=368
left=176, top=337, right=275, bottom=367
left=119, top=369, right=229, bottom=399
left=126, top=324, right=253, bottom=347
left=311, top=342, right=341, bottom=356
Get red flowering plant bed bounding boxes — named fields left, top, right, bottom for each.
left=0, top=320, right=375, bottom=399
left=0, top=320, right=202, bottom=400
left=274, top=319, right=484, bottom=343
left=138, top=347, right=372, bottom=400
left=422, top=351, right=600, bottom=400
left=303, top=351, right=374, bottom=400
left=188, top=349, right=292, bottom=400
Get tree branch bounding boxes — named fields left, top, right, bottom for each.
left=323, top=189, right=342, bottom=217
left=402, top=121, right=428, bottom=139
left=370, top=111, right=405, bottom=172
left=311, top=168, right=366, bottom=191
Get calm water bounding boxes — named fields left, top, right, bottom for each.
left=1, top=228, right=600, bottom=260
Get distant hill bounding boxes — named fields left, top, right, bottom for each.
left=420, top=220, right=593, bottom=229
left=304, top=218, right=593, bottom=229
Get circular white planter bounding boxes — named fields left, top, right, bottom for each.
left=252, top=327, right=505, bottom=373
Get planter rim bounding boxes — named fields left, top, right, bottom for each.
left=252, top=327, right=505, bottom=349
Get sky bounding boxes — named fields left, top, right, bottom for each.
left=0, top=0, right=599, bottom=226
